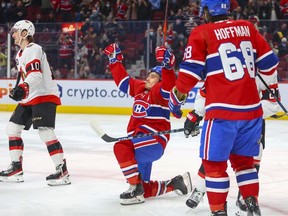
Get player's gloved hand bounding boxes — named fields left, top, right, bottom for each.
left=184, top=110, right=203, bottom=138
left=9, top=82, right=29, bottom=101
left=162, top=49, right=175, bottom=70
left=155, top=46, right=166, bottom=62
left=103, top=43, right=123, bottom=64
left=261, top=84, right=280, bottom=101
left=169, top=87, right=187, bottom=119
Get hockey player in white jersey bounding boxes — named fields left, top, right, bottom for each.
left=185, top=71, right=281, bottom=215
left=0, top=20, right=71, bottom=186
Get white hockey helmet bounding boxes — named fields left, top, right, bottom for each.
left=11, top=20, right=35, bottom=37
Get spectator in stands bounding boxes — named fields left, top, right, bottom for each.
left=83, top=25, right=97, bottom=60
left=0, top=26, right=7, bottom=47
left=247, top=9, right=260, bottom=31
left=278, top=37, right=288, bottom=58
left=137, top=0, right=151, bottom=21
left=80, top=18, right=91, bottom=35
left=57, top=31, right=74, bottom=71
left=115, top=0, right=129, bottom=21
left=0, top=46, right=7, bottom=77
left=231, top=6, right=247, bottom=20
left=273, top=23, right=288, bottom=46
left=58, top=0, right=74, bottom=22
left=280, top=0, right=288, bottom=19
left=100, top=0, right=113, bottom=17
left=10, top=61, right=18, bottom=78
left=172, top=11, right=186, bottom=36
left=258, top=0, right=282, bottom=33
left=127, top=0, right=138, bottom=32
left=9, top=0, right=27, bottom=22
left=90, top=51, right=105, bottom=78
left=142, top=28, right=157, bottom=69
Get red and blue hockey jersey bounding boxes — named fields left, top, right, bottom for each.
left=176, top=19, right=279, bottom=120
left=109, top=63, right=176, bottom=148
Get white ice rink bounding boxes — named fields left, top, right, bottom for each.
left=0, top=112, right=287, bottom=216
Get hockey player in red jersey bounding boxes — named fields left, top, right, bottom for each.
left=103, top=44, right=192, bottom=205
left=168, top=0, right=279, bottom=215
left=0, top=20, right=71, bottom=186
left=185, top=72, right=281, bottom=214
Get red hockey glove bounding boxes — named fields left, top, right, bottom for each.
left=9, top=82, right=29, bottom=101
left=155, top=46, right=175, bottom=70
left=168, top=87, right=186, bottom=119
left=162, top=49, right=175, bottom=70
left=155, top=46, right=166, bottom=62
left=103, top=43, right=123, bottom=64
left=184, top=110, right=203, bottom=138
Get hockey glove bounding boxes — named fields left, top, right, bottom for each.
left=155, top=46, right=166, bottom=62
left=184, top=110, right=203, bottom=138
left=9, top=83, right=29, bottom=101
left=103, top=43, right=123, bottom=64
left=168, top=87, right=187, bottom=119
left=261, top=84, right=280, bottom=101
left=162, top=49, right=175, bottom=70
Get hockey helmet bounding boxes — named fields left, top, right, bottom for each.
left=200, top=0, right=230, bottom=16
left=148, top=66, right=162, bottom=78
left=11, top=20, right=35, bottom=37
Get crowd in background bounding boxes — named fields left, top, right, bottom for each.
left=0, top=0, right=288, bottom=80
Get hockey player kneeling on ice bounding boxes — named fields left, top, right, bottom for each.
left=103, top=43, right=192, bottom=205
left=0, top=20, right=71, bottom=186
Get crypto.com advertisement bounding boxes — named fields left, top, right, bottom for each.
left=1, top=80, right=287, bottom=111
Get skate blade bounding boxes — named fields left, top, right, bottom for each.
left=0, top=174, right=24, bottom=183
left=120, top=195, right=145, bottom=205
left=235, top=209, right=246, bottom=216
left=47, top=175, right=71, bottom=186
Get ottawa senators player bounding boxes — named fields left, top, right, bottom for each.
left=0, top=20, right=71, bottom=186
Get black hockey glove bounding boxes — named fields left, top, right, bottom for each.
left=9, top=83, right=29, bottom=101
left=184, top=110, right=203, bottom=138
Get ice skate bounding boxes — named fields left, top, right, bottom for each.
left=0, top=161, right=24, bottom=182
left=46, top=159, right=71, bottom=186
left=120, top=183, right=145, bottom=205
left=244, top=196, right=261, bottom=216
left=167, top=172, right=192, bottom=196
left=235, top=194, right=248, bottom=216
left=186, top=187, right=205, bottom=209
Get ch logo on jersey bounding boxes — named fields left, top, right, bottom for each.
left=133, top=100, right=149, bottom=118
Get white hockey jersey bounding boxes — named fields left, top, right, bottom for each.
left=15, top=43, right=61, bottom=106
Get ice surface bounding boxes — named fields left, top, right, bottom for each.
left=0, top=112, right=287, bottom=216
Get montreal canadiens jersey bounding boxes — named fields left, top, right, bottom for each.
left=15, top=43, right=61, bottom=106
left=195, top=72, right=281, bottom=119
left=109, top=63, right=176, bottom=145
left=176, top=19, right=279, bottom=120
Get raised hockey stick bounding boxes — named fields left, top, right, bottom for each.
left=257, top=73, right=288, bottom=116
left=90, top=120, right=202, bottom=143
left=162, top=0, right=169, bottom=46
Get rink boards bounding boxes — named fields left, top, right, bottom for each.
left=0, top=79, right=287, bottom=119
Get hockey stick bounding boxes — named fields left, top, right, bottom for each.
left=257, top=73, right=288, bottom=116
left=15, top=71, right=21, bottom=87
left=162, top=0, right=169, bottom=46
left=90, top=120, right=202, bottom=143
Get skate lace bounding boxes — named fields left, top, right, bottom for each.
left=4, top=162, right=19, bottom=173
left=238, top=195, right=247, bottom=207
left=53, top=163, right=64, bottom=175
left=124, top=185, right=136, bottom=194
